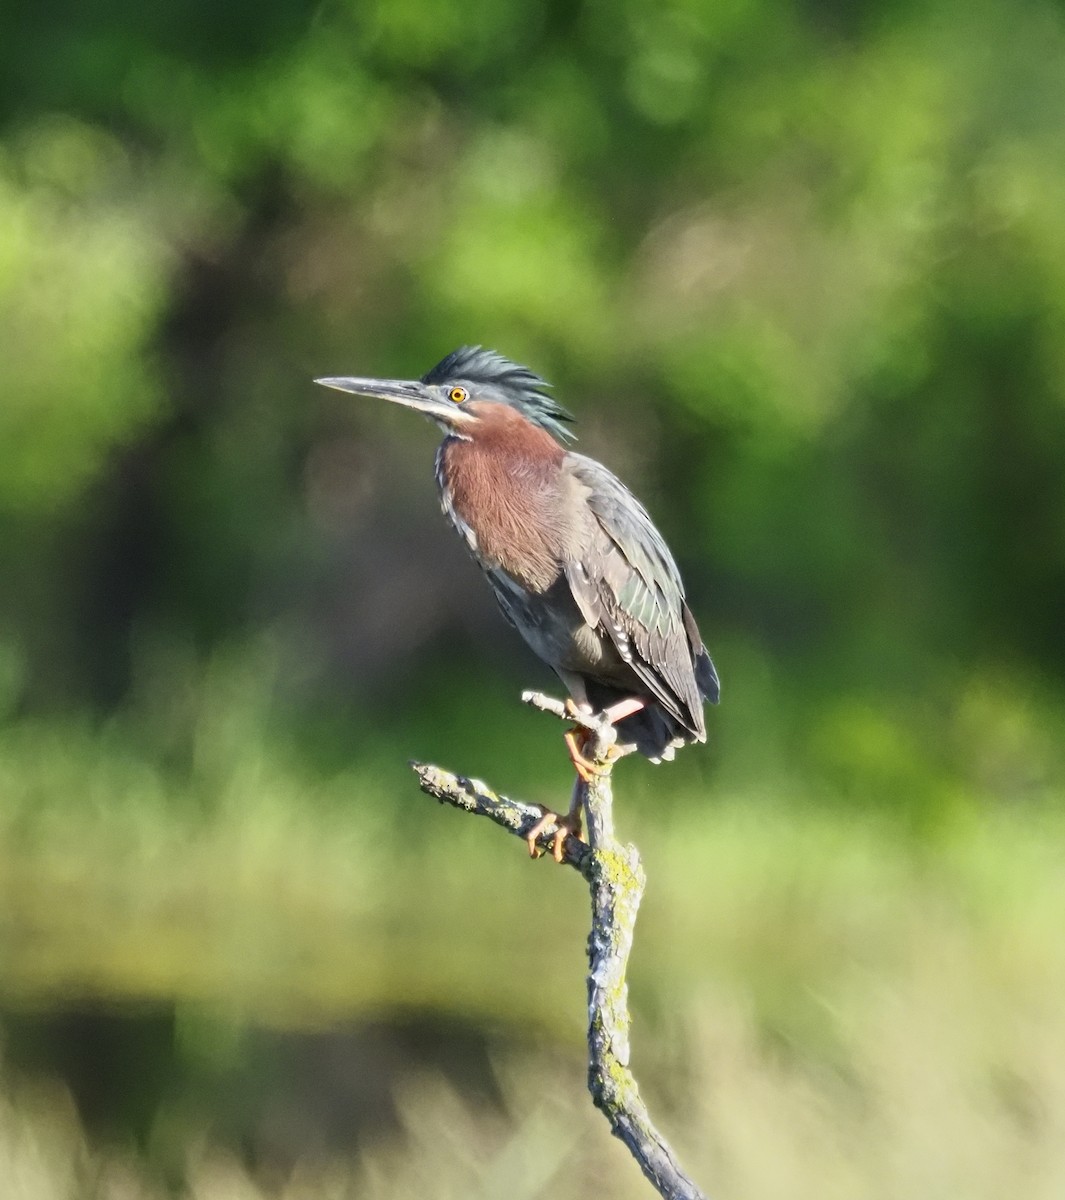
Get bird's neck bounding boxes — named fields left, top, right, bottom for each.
left=435, top=420, right=566, bottom=592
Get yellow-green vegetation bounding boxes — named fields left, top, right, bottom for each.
left=1, top=667, right=1063, bottom=1196
left=2, top=744, right=1064, bottom=1197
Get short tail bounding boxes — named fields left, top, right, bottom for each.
left=583, top=679, right=707, bottom=763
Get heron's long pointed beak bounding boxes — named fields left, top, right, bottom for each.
left=314, top=375, right=461, bottom=425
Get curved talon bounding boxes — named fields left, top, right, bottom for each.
left=526, top=807, right=584, bottom=862
left=558, top=696, right=645, bottom=781
left=564, top=727, right=623, bottom=782
left=566, top=729, right=602, bottom=783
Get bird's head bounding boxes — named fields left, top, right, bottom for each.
left=315, top=346, right=576, bottom=443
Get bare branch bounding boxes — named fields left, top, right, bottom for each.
left=409, top=694, right=709, bottom=1200
left=410, top=761, right=589, bottom=871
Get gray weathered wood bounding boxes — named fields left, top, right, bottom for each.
left=410, top=690, right=709, bottom=1200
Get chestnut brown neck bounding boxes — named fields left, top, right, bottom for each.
left=436, top=402, right=567, bottom=592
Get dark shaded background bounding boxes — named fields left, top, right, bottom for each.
left=1, top=0, right=1064, bottom=1195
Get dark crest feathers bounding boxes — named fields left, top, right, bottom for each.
left=422, top=346, right=576, bottom=443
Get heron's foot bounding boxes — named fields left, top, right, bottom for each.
left=526, top=806, right=584, bottom=863
left=564, top=726, right=608, bottom=783
left=564, top=722, right=629, bottom=782
left=523, top=690, right=630, bottom=778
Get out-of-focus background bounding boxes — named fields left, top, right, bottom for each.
left=2, top=0, right=1065, bottom=1196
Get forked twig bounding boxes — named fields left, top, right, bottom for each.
left=410, top=691, right=709, bottom=1200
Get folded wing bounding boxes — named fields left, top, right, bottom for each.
left=561, top=454, right=719, bottom=738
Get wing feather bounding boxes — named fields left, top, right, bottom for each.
left=562, top=454, right=712, bottom=735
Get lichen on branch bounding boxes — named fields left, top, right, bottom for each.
left=409, top=692, right=709, bottom=1200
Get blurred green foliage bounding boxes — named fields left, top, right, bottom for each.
left=1, top=0, right=1064, bottom=1193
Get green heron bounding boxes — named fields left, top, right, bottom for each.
left=317, top=347, right=719, bottom=858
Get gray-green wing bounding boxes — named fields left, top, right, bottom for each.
left=562, top=453, right=719, bottom=736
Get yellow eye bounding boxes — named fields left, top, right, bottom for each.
left=449, top=386, right=468, bottom=403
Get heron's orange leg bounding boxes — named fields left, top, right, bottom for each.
left=564, top=726, right=602, bottom=783
left=601, top=696, right=647, bottom=724
left=563, top=696, right=647, bottom=780
left=528, top=695, right=649, bottom=862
